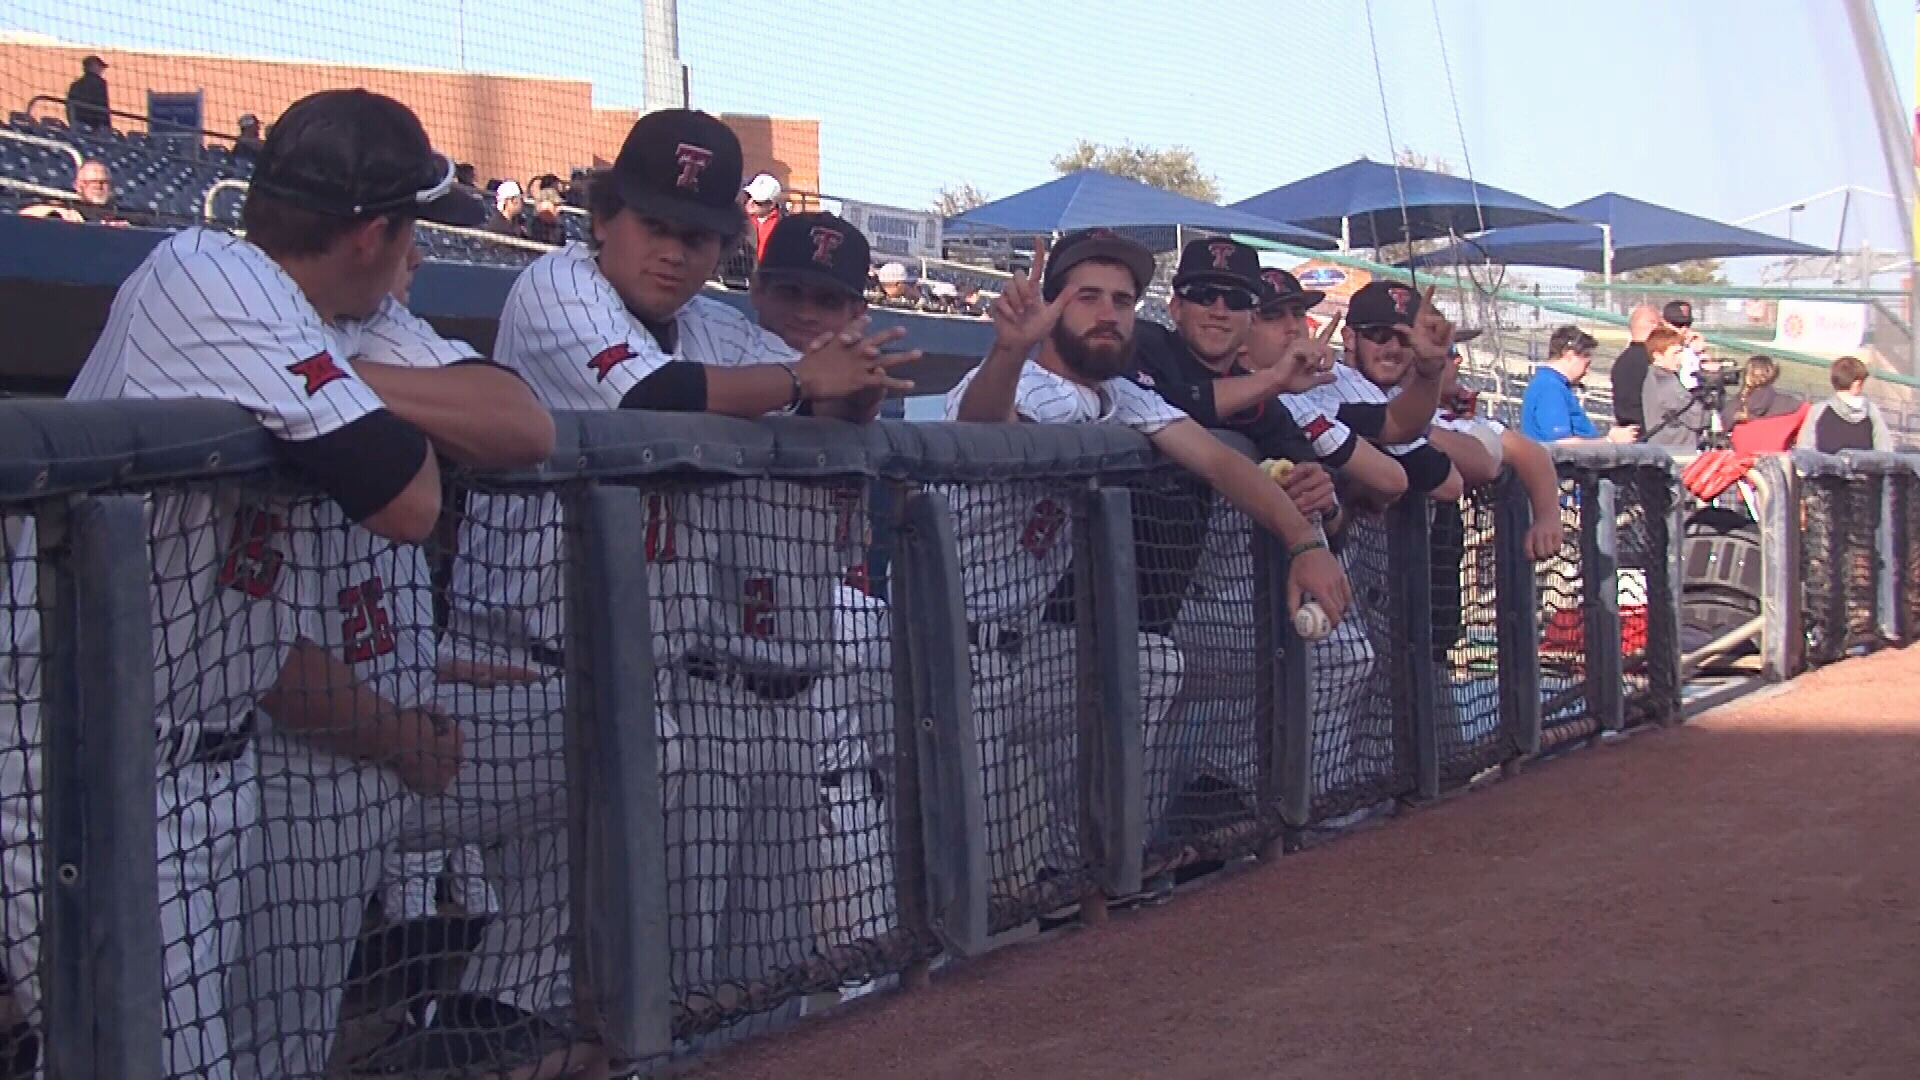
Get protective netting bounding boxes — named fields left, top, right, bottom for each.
left=1614, top=479, right=1657, bottom=719
left=1800, top=473, right=1886, bottom=667
left=942, top=477, right=1095, bottom=934
left=1901, top=472, right=1920, bottom=643
left=1136, top=470, right=1272, bottom=877
left=1537, top=474, right=1594, bottom=748
left=1309, top=513, right=1410, bottom=823
left=0, top=511, right=41, bottom=1080
left=1432, top=489, right=1508, bottom=790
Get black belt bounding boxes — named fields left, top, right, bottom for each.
left=966, top=622, right=1026, bottom=654
left=683, top=652, right=814, bottom=702
left=822, top=765, right=887, bottom=800
left=527, top=642, right=566, bottom=670
left=161, top=714, right=255, bottom=768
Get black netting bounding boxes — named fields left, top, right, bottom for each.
left=1433, top=488, right=1509, bottom=790
left=1626, top=468, right=1680, bottom=725
left=1136, top=470, right=1273, bottom=878
left=1538, top=474, right=1594, bottom=748
left=1614, top=476, right=1655, bottom=718
left=0, top=510, right=41, bottom=1080
left=945, top=478, right=1095, bottom=933
left=1902, top=474, right=1920, bottom=643
left=1801, top=477, right=1853, bottom=668
left=1840, top=475, right=1884, bottom=654
left=1309, top=513, right=1412, bottom=822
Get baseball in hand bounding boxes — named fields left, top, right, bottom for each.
left=1293, top=600, right=1333, bottom=641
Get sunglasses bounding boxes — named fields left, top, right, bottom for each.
left=1176, top=284, right=1257, bottom=311
left=1355, top=324, right=1412, bottom=346
left=1257, top=304, right=1308, bottom=322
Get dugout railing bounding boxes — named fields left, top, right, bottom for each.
left=2, top=401, right=1882, bottom=1079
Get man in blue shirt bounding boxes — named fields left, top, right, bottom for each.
left=1520, top=325, right=1640, bottom=444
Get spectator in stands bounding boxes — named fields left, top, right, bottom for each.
left=525, top=186, right=566, bottom=245
left=564, top=167, right=590, bottom=208
left=233, top=113, right=265, bottom=163
left=1640, top=325, right=1713, bottom=449
left=19, top=159, right=145, bottom=225
left=1800, top=354, right=1894, bottom=452
left=455, top=162, right=478, bottom=188
left=65, top=54, right=110, bottom=131
left=1728, top=355, right=1799, bottom=425
left=743, top=172, right=785, bottom=262
left=874, top=261, right=917, bottom=307
left=1519, top=325, right=1639, bottom=444
left=1611, top=303, right=1660, bottom=430
left=1662, top=298, right=1709, bottom=384
left=484, top=180, right=525, bottom=238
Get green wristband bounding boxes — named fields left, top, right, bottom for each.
left=1289, top=537, right=1327, bottom=559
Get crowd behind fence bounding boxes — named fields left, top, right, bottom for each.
left=0, top=400, right=1911, bottom=1079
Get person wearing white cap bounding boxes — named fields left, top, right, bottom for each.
left=743, top=171, right=785, bottom=261
left=484, top=180, right=525, bottom=238
left=875, top=261, right=916, bottom=307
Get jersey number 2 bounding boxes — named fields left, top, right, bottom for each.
left=217, top=509, right=285, bottom=599
left=643, top=494, right=676, bottom=562
left=338, top=577, right=397, bottom=664
left=742, top=576, right=776, bottom=639
left=1021, top=499, right=1066, bottom=558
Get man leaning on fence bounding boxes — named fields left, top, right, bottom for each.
left=945, top=229, right=1351, bottom=888
left=449, top=108, right=915, bottom=1027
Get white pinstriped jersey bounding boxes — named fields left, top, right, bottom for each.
left=67, top=229, right=394, bottom=739
left=1295, top=361, right=1432, bottom=453
left=0, top=516, right=36, bottom=706
left=456, top=244, right=858, bottom=674
left=942, top=355, right=1184, bottom=624
left=278, top=296, right=479, bottom=715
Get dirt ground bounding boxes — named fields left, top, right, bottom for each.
left=688, top=645, right=1920, bottom=1080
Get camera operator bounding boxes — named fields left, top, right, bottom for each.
left=1641, top=326, right=1737, bottom=450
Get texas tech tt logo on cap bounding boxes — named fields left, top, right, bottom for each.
left=674, top=143, right=714, bottom=190
left=810, top=225, right=844, bottom=265
left=1208, top=240, right=1237, bottom=269
left=1388, top=285, right=1416, bottom=315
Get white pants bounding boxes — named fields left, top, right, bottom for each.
left=803, top=669, right=897, bottom=953
left=226, top=678, right=567, bottom=1080
left=0, top=699, right=256, bottom=1080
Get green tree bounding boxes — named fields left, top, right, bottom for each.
left=1051, top=140, right=1220, bottom=202
left=931, top=182, right=990, bottom=218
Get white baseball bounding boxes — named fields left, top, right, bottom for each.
left=1293, top=600, right=1333, bottom=641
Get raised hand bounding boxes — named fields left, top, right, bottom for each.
left=1410, top=284, right=1456, bottom=374
left=987, top=237, right=1071, bottom=356
left=796, top=314, right=919, bottom=404
left=1273, top=311, right=1342, bottom=394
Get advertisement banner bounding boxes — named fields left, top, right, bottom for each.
left=839, top=199, right=944, bottom=260
left=1774, top=298, right=1867, bottom=353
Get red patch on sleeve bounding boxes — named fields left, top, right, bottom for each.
left=588, top=343, right=634, bottom=382
left=1304, top=415, right=1335, bottom=441
left=285, top=351, right=347, bottom=397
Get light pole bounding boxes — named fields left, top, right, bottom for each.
left=1786, top=203, right=1805, bottom=242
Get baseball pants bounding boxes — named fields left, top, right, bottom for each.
left=0, top=700, right=256, bottom=1080
left=803, top=669, right=897, bottom=954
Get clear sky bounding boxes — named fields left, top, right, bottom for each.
left=7, top=0, right=1914, bottom=255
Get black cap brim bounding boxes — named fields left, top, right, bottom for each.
left=1261, top=288, right=1326, bottom=313
left=1172, top=269, right=1262, bottom=295
left=620, top=178, right=745, bottom=238
left=419, top=187, right=488, bottom=227
left=1047, top=235, right=1156, bottom=299
left=756, top=265, right=866, bottom=301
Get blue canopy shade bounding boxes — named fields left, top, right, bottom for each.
left=1406, top=192, right=1832, bottom=273
left=945, top=169, right=1338, bottom=250
left=1229, top=158, right=1574, bottom=248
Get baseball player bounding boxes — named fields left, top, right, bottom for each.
left=214, top=93, right=564, bottom=1080
left=947, top=229, right=1350, bottom=892
left=448, top=110, right=912, bottom=1021
left=2, top=86, right=486, bottom=1080
left=0, top=514, right=40, bottom=1079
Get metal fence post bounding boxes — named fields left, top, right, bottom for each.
left=563, top=483, right=672, bottom=1060
left=891, top=490, right=988, bottom=957
left=1873, top=467, right=1900, bottom=645
left=1079, top=487, right=1143, bottom=901
left=37, top=495, right=163, bottom=1080
left=1754, top=454, right=1803, bottom=679
left=1647, top=465, right=1687, bottom=724
left=1492, top=473, right=1543, bottom=760
left=1252, top=528, right=1312, bottom=830
left=1388, top=497, right=1439, bottom=799
left=1582, top=476, right=1626, bottom=734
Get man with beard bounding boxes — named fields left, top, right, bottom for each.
left=947, top=229, right=1349, bottom=895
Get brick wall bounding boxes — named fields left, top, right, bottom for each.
left=1, top=39, right=818, bottom=197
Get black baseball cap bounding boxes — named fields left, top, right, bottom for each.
left=1346, top=280, right=1423, bottom=329
left=1041, top=228, right=1156, bottom=301
left=1172, top=236, right=1263, bottom=294
left=1662, top=300, right=1694, bottom=328
left=756, top=212, right=871, bottom=299
left=245, top=89, right=485, bottom=226
left=610, top=109, right=745, bottom=238
left=1256, top=267, right=1325, bottom=314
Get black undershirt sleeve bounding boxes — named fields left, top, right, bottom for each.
left=618, top=360, right=709, bottom=412
left=1336, top=402, right=1390, bottom=440
left=276, top=409, right=431, bottom=525
left=1394, top=441, right=1455, bottom=494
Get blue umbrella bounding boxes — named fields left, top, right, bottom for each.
left=945, top=169, right=1338, bottom=250
left=1406, top=192, right=1832, bottom=279
left=1229, top=158, right=1574, bottom=248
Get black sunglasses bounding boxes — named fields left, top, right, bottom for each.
left=1355, top=324, right=1412, bottom=346
left=1177, top=284, right=1257, bottom=311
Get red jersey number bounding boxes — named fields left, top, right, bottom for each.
left=1020, top=499, right=1066, bottom=558
left=643, top=493, right=676, bottom=562
left=216, top=508, right=285, bottom=599
left=339, top=576, right=397, bottom=664
left=742, top=576, right=776, bottom=640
